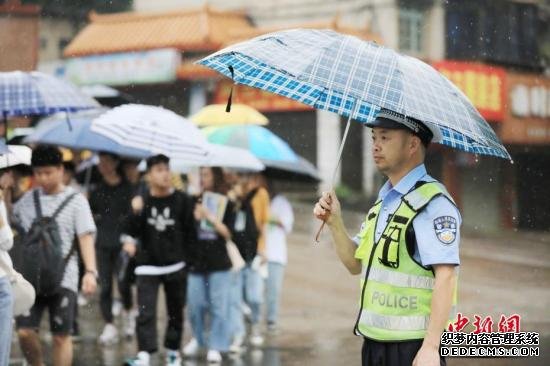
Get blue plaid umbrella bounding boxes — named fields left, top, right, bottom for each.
left=198, top=29, right=510, bottom=160
left=0, top=71, right=99, bottom=117
left=0, top=71, right=99, bottom=153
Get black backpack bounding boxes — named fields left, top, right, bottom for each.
left=232, top=189, right=260, bottom=263
left=18, top=190, right=78, bottom=296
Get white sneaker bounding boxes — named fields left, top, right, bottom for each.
left=206, top=350, right=222, bottom=364
left=112, top=299, right=123, bottom=317
left=182, top=338, right=200, bottom=357
left=123, top=310, right=137, bottom=338
left=241, top=303, right=252, bottom=323
left=98, top=323, right=119, bottom=345
left=249, top=325, right=264, bottom=347
left=229, top=334, right=245, bottom=353
left=124, top=351, right=150, bottom=366
left=77, top=293, right=88, bottom=306
left=165, top=349, right=182, bottom=366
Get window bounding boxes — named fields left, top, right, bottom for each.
left=445, top=0, right=541, bottom=69
left=399, top=8, right=425, bottom=54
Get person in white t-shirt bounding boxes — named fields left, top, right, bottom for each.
left=264, top=189, right=293, bottom=333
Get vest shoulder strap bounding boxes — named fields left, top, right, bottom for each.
left=402, top=181, right=455, bottom=212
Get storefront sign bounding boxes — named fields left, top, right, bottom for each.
left=433, top=61, right=507, bottom=121
left=65, top=48, right=181, bottom=86
left=501, top=73, right=550, bottom=144
left=213, top=81, right=313, bottom=112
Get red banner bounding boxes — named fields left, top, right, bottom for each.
left=433, top=61, right=507, bottom=122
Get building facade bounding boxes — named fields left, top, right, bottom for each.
left=61, top=0, right=549, bottom=232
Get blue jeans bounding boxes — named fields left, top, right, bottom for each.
left=187, top=271, right=232, bottom=351
left=0, top=276, right=13, bottom=366
left=265, top=262, right=285, bottom=324
left=242, top=264, right=263, bottom=325
left=228, top=270, right=245, bottom=339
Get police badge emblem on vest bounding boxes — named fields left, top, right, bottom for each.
left=433, top=216, right=457, bottom=244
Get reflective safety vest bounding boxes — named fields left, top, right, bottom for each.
left=354, top=181, right=458, bottom=341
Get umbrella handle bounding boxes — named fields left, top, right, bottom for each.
left=314, top=220, right=326, bottom=243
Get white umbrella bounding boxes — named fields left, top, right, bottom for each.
left=91, top=104, right=210, bottom=164
left=172, top=144, right=264, bottom=172
left=139, top=144, right=265, bottom=173
left=0, top=145, right=32, bottom=169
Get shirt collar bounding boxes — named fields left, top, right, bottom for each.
left=378, top=164, right=428, bottom=200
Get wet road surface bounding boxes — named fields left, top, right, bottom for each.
left=9, top=202, right=550, bottom=365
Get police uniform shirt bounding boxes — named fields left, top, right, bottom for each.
left=353, top=164, right=461, bottom=267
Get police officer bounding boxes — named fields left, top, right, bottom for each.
left=314, top=109, right=460, bottom=366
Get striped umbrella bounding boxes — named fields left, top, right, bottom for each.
left=91, top=104, right=211, bottom=164
left=25, top=110, right=151, bottom=159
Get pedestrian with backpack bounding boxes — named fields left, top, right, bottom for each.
left=11, top=146, right=98, bottom=366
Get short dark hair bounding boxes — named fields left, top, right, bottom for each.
left=146, top=154, right=170, bottom=170
left=31, top=145, right=63, bottom=167
left=99, top=151, right=120, bottom=161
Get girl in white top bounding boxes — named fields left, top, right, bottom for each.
left=265, top=194, right=294, bottom=331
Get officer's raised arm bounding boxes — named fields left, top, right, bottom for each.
left=313, top=191, right=361, bottom=274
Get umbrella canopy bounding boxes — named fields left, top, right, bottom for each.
left=25, top=110, right=151, bottom=159
left=91, top=104, right=211, bottom=164
left=203, top=125, right=319, bottom=181
left=0, top=71, right=99, bottom=117
left=171, top=144, right=265, bottom=172
left=198, top=29, right=510, bottom=160
left=191, top=103, right=269, bottom=126
left=0, top=145, right=32, bottom=169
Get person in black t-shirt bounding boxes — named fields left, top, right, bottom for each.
left=89, top=152, right=135, bottom=345
left=121, top=155, right=195, bottom=366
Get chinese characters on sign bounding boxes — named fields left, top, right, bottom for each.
left=433, top=61, right=507, bottom=122
left=501, top=73, right=550, bottom=144
left=442, top=313, right=539, bottom=358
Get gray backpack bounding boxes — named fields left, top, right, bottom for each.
left=18, top=190, right=78, bottom=295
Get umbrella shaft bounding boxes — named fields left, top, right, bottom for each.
left=317, top=112, right=354, bottom=243
left=331, top=115, right=352, bottom=185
